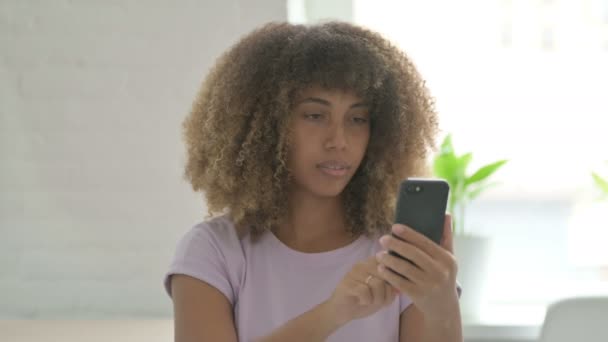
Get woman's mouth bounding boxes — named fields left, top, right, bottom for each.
left=317, top=161, right=351, bottom=177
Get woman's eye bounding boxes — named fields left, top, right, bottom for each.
left=304, top=113, right=324, bottom=120
left=352, top=117, right=369, bottom=124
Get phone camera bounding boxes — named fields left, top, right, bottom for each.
left=406, top=184, right=423, bottom=193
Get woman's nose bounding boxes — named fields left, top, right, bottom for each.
left=324, top=123, right=347, bottom=150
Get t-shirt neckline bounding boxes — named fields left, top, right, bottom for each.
left=265, top=230, right=369, bottom=267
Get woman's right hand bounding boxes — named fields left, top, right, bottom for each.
left=323, top=255, right=398, bottom=326
left=254, top=256, right=399, bottom=342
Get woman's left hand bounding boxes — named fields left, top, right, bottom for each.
left=375, top=213, right=459, bottom=317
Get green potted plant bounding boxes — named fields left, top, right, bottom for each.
left=433, top=134, right=508, bottom=235
left=592, top=169, right=608, bottom=199
left=432, top=134, right=508, bottom=320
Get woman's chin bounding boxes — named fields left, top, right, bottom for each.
left=310, top=184, right=348, bottom=198
left=291, top=174, right=352, bottom=199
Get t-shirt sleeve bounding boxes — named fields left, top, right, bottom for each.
left=163, top=220, right=244, bottom=305
left=399, top=293, right=413, bottom=313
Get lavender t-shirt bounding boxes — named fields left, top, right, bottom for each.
left=163, top=214, right=412, bottom=342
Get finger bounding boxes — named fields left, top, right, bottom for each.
left=360, top=259, right=387, bottom=305
left=354, top=258, right=396, bottom=306
left=377, top=263, right=419, bottom=298
left=379, top=235, right=440, bottom=273
left=383, top=281, right=397, bottom=304
left=360, top=262, right=398, bottom=305
left=348, top=278, right=373, bottom=306
left=440, top=213, right=454, bottom=254
left=364, top=275, right=386, bottom=306
left=390, top=224, right=443, bottom=259
left=361, top=257, right=389, bottom=281
left=376, top=251, right=428, bottom=285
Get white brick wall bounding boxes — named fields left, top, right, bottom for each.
left=0, top=0, right=286, bottom=318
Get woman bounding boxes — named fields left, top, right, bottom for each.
left=164, top=21, right=462, bottom=341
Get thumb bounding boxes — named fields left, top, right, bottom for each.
left=440, top=213, right=454, bottom=253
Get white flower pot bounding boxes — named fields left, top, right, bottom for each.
left=454, top=235, right=491, bottom=321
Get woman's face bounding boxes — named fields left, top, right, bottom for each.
left=287, top=85, right=371, bottom=198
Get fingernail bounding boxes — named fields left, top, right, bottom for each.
left=379, top=235, right=390, bottom=245
left=375, top=251, right=384, bottom=261
left=392, top=225, right=406, bottom=234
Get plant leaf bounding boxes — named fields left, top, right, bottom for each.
left=459, top=153, right=473, bottom=174
left=433, top=153, right=459, bottom=186
left=433, top=136, right=456, bottom=177
left=592, top=172, right=608, bottom=195
left=439, top=134, right=454, bottom=155
left=466, top=160, right=508, bottom=186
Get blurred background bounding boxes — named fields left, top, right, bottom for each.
left=1, top=0, right=607, bottom=341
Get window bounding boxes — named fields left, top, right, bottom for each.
left=289, top=0, right=608, bottom=322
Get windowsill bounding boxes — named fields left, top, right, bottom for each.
left=463, top=303, right=546, bottom=341
left=0, top=318, right=540, bottom=342
left=464, top=323, right=540, bottom=341
left=464, top=280, right=608, bottom=340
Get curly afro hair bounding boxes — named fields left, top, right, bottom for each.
left=182, top=21, right=439, bottom=239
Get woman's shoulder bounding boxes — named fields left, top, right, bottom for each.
left=168, top=214, right=249, bottom=274
left=164, top=214, right=247, bottom=301
left=182, top=214, right=246, bottom=251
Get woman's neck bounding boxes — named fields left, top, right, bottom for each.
left=274, top=189, right=359, bottom=253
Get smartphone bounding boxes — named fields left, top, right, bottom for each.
left=389, top=178, right=450, bottom=261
